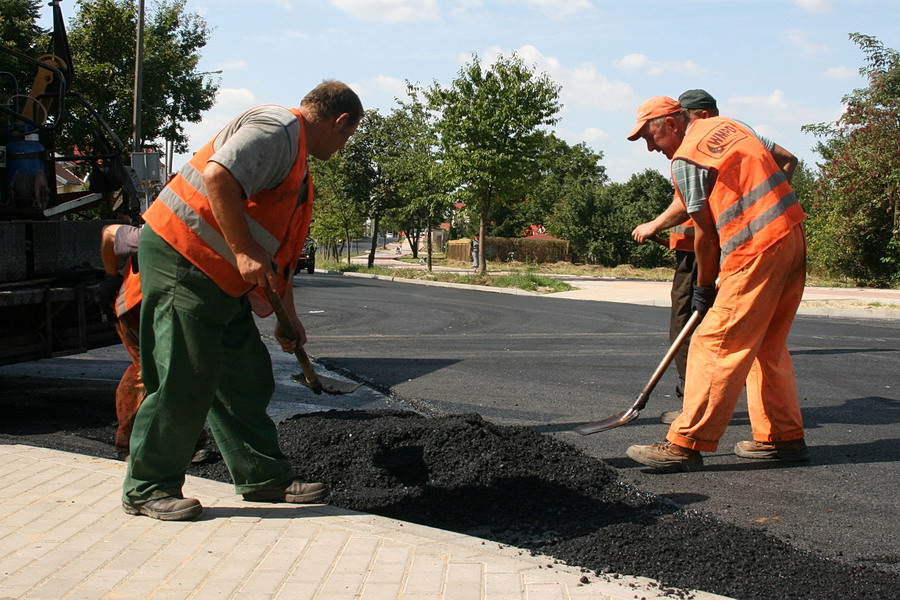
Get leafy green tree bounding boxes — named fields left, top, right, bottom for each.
left=803, top=34, right=900, bottom=286
left=547, top=169, right=672, bottom=266
left=0, top=0, right=46, bottom=87
left=425, top=52, right=561, bottom=273
left=388, top=84, right=454, bottom=269
left=63, top=0, right=217, bottom=155
left=309, top=153, right=366, bottom=263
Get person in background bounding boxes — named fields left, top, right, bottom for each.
left=471, top=232, right=480, bottom=270
left=98, top=223, right=209, bottom=463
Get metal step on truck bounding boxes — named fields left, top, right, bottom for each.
left=1, top=0, right=140, bottom=366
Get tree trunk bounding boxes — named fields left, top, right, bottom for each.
left=368, top=215, right=380, bottom=268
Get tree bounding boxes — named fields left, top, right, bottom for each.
left=525, top=133, right=606, bottom=236
left=425, top=52, right=561, bottom=273
left=546, top=169, right=672, bottom=267
left=62, top=0, right=217, bottom=155
left=802, top=34, right=900, bottom=286
left=309, top=153, right=366, bottom=263
left=0, top=0, right=46, bottom=87
left=387, top=84, right=453, bottom=270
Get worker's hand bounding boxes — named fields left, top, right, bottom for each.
left=275, top=313, right=307, bottom=353
left=691, top=285, right=717, bottom=318
left=95, top=273, right=123, bottom=307
left=234, top=242, right=277, bottom=291
left=632, top=223, right=657, bottom=244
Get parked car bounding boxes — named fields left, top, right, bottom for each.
left=296, top=239, right=316, bottom=274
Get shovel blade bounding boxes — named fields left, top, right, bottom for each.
left=291, top=373, right=362, bottom=395
left=575, top=408, right=640, bottom=435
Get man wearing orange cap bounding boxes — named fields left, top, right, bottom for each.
left=631, top=90, right=798, bottom=425
left=624, top=96, right=808, bottom=471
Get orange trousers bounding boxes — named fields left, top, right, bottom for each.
left=114, top=309, right=144, bottom=455
left=667, top=225, right=806, bottom=452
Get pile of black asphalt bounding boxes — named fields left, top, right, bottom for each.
left=2, top=379, right=898, bottom=600
left=190, top=410, right=896, bottom=600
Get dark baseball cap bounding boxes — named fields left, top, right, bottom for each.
left=678, top=89, right=717, bottom=111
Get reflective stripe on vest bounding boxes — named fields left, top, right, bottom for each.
left=669, top=222, right=695, bottom=252
left=114, top=257, right=141, bottom=317
left=716, top=170, right=800, bottom=260
left=141, top=106, right=311, bottom=307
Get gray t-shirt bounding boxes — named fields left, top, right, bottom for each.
left=209, top=105, right=300, bottom=198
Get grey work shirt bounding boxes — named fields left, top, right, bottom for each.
left=209, top=105, right=301, bottom=198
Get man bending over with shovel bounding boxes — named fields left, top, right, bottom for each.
left=122, top=81, right=363, bottom=520
left=624, top=96, right=808, bottom=472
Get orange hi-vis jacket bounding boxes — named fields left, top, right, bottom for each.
left=115, top=257, right=141, bottom=318
left=669, top=189, right=695, bottom=252
left=672, top=116, right=805, bottom=277
left=141, top=107, right=313, bottom=316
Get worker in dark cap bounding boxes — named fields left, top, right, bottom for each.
left=631, top=89, right=798, bottom=424
left=678, top=88, right=717, bottom=116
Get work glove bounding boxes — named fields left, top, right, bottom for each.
left=95, top=273, right=123, bottom=308
left=691, top=285, right=717, bottom=318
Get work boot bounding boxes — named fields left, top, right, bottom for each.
left=242, top=480, right=327, bottom=504
left=626, top=441, right=703, bottom=472
left=122, top=497, right=202, bottom=521
left=659, top=409, right=682, bottom=424
left=734, top=439, right=809, bottom=461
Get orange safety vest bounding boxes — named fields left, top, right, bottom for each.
left=141, top=106, right=313, bottom=316
left=669, top=189, right=695, bottom=252
left=673, top=116, right=805, bottom=277
left=114, top=256, right=142, bottom=318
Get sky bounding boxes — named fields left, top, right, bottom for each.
left=44, top=0, right=900, bottom=182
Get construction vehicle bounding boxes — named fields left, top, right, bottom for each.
left=0, top=1, right=140, bottom=366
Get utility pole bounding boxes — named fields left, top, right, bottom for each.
left=132, top=0, right=144, bottom=153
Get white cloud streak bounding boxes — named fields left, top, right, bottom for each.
left=329, top=0, right=439, bottom=23
left=613, top=53, right=705, bottom=77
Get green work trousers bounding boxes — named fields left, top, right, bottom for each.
left=123, top=227, right=294, bottom=505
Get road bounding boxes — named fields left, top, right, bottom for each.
left=289, top=274, right=900, bottom=573
left=2, top=272, right=897, bottom=575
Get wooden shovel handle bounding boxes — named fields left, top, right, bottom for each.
left=262, top=286, right=323, bottom=393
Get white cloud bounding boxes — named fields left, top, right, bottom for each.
left=782, top=29, right=828, bottom=56
left=329, top=0, right=439, bottom=23
left=793, top=0, right=832, bottom=14
left=492, top=45, right=636, bottom=112
left=219, top=61, right=248, bottom=72
left=525, top=0, right=596, bottom=19
left=726, top=89, right=833, bottom=133
left=349, top=75, right=410, bottom=107
left=824, top=65, right=855, bottom=80
left=613, top=53, right=704, bottom=77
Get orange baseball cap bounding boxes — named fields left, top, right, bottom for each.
left=626, top=96, right=682, bottom=141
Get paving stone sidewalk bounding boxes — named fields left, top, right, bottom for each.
left=0, top=444, right=733, bottom=600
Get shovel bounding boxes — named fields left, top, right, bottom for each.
left=263, top=286, right=361, bottom=395
left=576, top=310, right=701, bottom=435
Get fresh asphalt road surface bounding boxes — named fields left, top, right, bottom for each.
left=289, top=274, right=900, bottom=572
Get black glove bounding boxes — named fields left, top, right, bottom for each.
left=691, top=285, right=717, bottom=317
left=95, top=273, right=124, bottom=307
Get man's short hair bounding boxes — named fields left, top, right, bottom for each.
left=301, top=80, right=364, bottom=126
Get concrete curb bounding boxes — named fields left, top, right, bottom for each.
left=323, top=270, right=900, bottom=321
